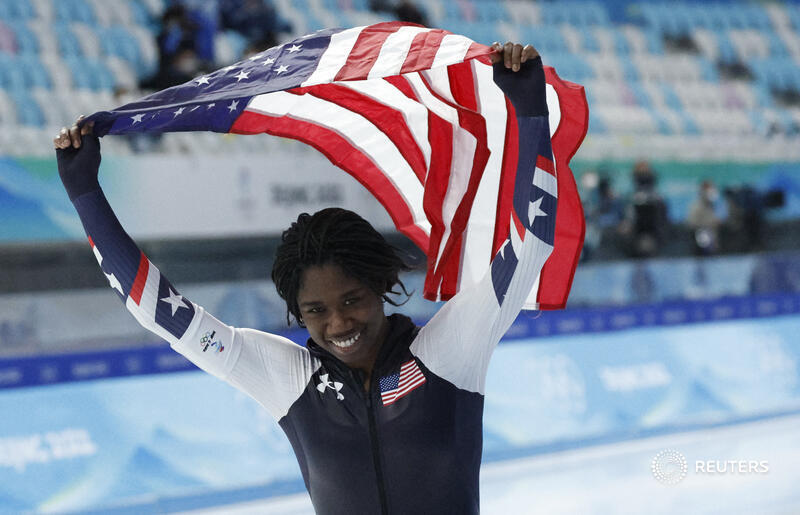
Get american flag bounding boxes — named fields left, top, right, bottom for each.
left=379, top=359, right=426, bottom=406
left=86, top=21, right=587, bottom=310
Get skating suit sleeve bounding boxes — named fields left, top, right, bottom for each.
left=410, top=57, right=555, bottom=394
left=70, top=188, right=319, bottom=420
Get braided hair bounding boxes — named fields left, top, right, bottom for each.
left=272, top=208, right=413, bottom=327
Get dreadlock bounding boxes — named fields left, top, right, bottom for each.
left=271, top=208, right=413, bottom=327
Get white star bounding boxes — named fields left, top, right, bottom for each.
left=227, top=100, right=239, bottom=112
left=131, top=113, right=144, bottom=124
left=234, top=70, right=250, bottom=82
left=173, top=107, right=185, bottom=117
left=195, top=76, right=210, bottom=85
left=207, top=103, right=215, bottom=109
left=275, top=64, right=288, bottom=74
left=105, top=271, right=123, bottom=295
left=262, top=57, right=275, bottom=66
left=160, top=288, right=188, bottom=316
left=528, top=196, right=548, bottom=226
left=287, top=44, right=302, bottom=53
left=190, top=106, right=199, bottom=112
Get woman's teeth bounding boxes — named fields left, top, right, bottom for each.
left=330, top=332, right=361, bottom=348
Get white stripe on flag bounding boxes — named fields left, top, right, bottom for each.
left=368, top=26, right=430, bottom=79
left=403, top=72, right=480, bottom=270
left=246, top=91, right=430, bottom=235
left=430, top=34, right=473, bottom=70
left=419, top=67, right=456, bottom=104
left=301, top=26, right=365, bottom=87
left=341, top=79, right=432, bottom=171
left=534, top=168, right=558, bottom=198
left=458, top=60, right=508, bottom=292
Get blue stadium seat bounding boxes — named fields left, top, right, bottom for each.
left=7, top=21, right=39, bottom=54
left=54, top=0, right=96, bottom=24
left=0, top=0, right=34, bottom=20
left=18, top=54, right=52, bottom=89
left=67, top=56, right=115, bottom=91
left=647, top=107, right=673, bottom=135
left=54, top=23, right=83, bottom=57
left=98, top=26, right=143, bottom=76
left=0, top=54, right=27, bottom=91
left=9, top=90, right=45, bottom=126
left=642, top=29, right=663, bottom=54
left=696, top=57, right=718, bottom=83
left=612, top=30, right=630, bottom=55
left=587, top=110, right=606, bottom=133
left=519, top=26, right=570, bottom=56
left=473, top=2, right=507, bottom=23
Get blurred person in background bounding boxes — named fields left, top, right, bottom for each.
left=619, top=160, right=669, bottom=258
left=580, top=170, right=624, bottom=261
left=369, top=0, right=429, bottom=26
left=144, top=3, right=215, bottom=90
left=54, top=42, right=543, bottom=515
left=220, top=0, right=292, bottom=52
left=687, top=179, right=722, bottom=256
left=722, top=184, right=785, bottom=253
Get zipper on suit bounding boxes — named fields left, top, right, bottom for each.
left=357, top=369, right=389, bottom=515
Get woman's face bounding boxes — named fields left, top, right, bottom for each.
left=296, top=263, right=389, bottom=374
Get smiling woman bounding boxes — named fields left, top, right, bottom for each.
left=54, top=41, right=547, bottom=515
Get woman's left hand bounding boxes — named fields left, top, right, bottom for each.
left=489, top=42, right=539, bottom=71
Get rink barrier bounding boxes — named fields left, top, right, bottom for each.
left=0, top=292, right=798, bottom=390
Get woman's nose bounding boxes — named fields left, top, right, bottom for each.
left=327, top=309, right=353, bottom=334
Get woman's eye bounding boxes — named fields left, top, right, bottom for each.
left=306, top=307, right=323, bottom=314
left=344, top=297, right=360, bottom=306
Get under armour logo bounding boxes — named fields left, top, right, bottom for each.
left=316, top=373, right=344, bottom=400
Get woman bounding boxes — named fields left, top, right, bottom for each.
left=55, top=41, right=543, bottom=514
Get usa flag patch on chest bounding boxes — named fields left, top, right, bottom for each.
left=379, top=359, right=426, bottom=406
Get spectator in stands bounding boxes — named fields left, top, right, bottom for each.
left=580, top=170, right=624, bottom=260
left=395, top=0, right=429, bottom=26
left=369, top=0, right=429, bottom=26
left=619, top=160, right=669, bottom=258
left=219, top=0, right=291, bottom=51
left=143, top=3, right=214, bottom=90
left=687, top=179, right=721, bottom=256
left=722, top=184, right=784, bottom=253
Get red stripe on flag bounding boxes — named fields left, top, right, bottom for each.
left=129, top=252, right=149, bottom=305
left=464, top=42, right=493, bottom=62
left=422, top=111, right=453, bottom=300
left=536, top=67, right=588, bottom=309
left=399, top=29, right=447, bottom=75
left=436, top=61, right=486, bottom=298
left=384, top=75, right=419, bottom=100
left=492, top=97, right=518, bottom=257
left=414, top=66, right=491, bottom=299
left=303, top=84, right=427, bottom=183
left=88, top=235, right=94, bottom=248
left=231, top=110, right=429, bottom=249
left=334, top=22, right=401, bottom=81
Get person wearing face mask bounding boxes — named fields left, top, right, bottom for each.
left=55, top=41, right=547, bottom=514
left=688, top=179, right=721, bottom=255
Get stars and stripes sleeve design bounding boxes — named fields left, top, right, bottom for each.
left=70, top=189, right=242, bottom=381
left=410, top=58, right=577, bottom=395
left=85, top=21, right=588, bottom=312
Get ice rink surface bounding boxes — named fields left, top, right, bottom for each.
left=180, top=413, right=800, bottom=515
